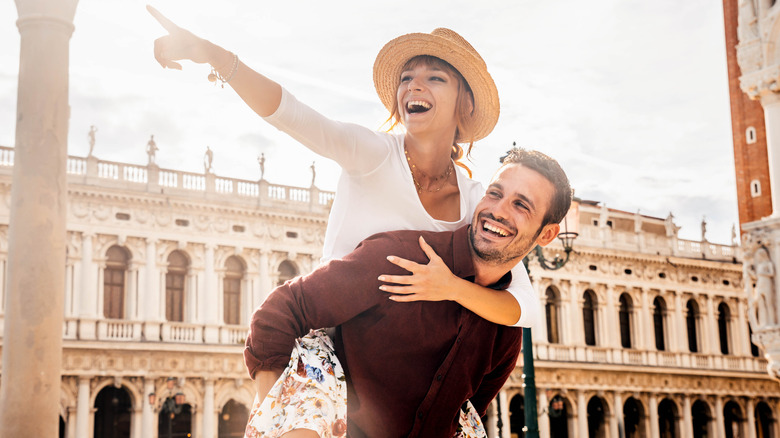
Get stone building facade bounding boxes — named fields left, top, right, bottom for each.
left=0, top=147, right=777, bottom=438
left=0, top=147, right=332, bottom=438
left=498, top=201, right=780, bottom=438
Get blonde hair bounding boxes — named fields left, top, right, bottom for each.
left=385, top=55, right=476, bottom=177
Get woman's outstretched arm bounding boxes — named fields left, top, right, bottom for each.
left=148, top=5, right=282, bottom=117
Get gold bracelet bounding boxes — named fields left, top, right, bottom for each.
left=208, top=52, right=238, bottom=88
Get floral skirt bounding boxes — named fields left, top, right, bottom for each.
left=244, top=329, right=486, bottom=438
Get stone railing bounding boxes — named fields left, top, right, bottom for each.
left=533, top=343, right=767, bottom=373
left=575, top=226, right=739, bottom=261
left=0, top=146, right=335, bottom=213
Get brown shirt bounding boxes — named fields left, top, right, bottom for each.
left=244, top=226, right=523, bottom=438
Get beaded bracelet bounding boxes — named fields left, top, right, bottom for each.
left=208, top=52, right=239, bottom=88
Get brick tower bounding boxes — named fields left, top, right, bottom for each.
left=723, top=0, right=773, bottom=227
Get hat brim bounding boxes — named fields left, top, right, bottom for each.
left=373, top=31, right=500, bottom=143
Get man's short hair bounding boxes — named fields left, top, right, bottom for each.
left=500, top=148, right=572, bottom=227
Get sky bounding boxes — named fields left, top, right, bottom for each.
left=0, top=0, right=739, bottom=244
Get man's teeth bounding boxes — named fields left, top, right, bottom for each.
left=484, top=223, right=509, bottom=237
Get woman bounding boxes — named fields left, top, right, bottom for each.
left=149, top=7, right=538, bottom=436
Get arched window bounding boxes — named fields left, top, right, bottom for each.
left=692, top=400, right=712, bottom=438
left=509, top=394, right=525, bottom=437
left=224, top=256, right=245, bottom=325
left=166, top=251, right=188, bottom=322
left=219, top=399, right=249, bottom=438
left=583, top=290, right=597, bottom=346
left=718, top=302, right=731, bottom=355
left=686, top=299, right=699, bottom=353
left=755, top=401, right=774, bottom=438
left=749, top=325, right=760, bottom=357
left=104, top=246, right=129, bottom=319
left=658, top=398, right=678, bottom=438
left=653, top=297, right=667, bottom=351
left=619, top=293, right=633, bottom=349
left=277, top=260, right=298, bottom=286
left=545, top=287, right=560, bottom=344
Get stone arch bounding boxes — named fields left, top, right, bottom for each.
left=548, top=392, right=573, bottom=438
left=624, top=396, right=647, bottom=438
left=509, top=393, right=525, bottom=436
left=692, top=399, right=713, bottom=438
left=90, top=377, right=143, bottom=410
left=544, top=285, right=563, bottom=344
left=619, top=293, right=634, bottom=349
left=658, top=397, right=680, bottom=438
left=653, top=295, right=669, bottom=351
left=717, top=301, right=733, bottom=355
left=587, top=394, right=609, bottom=437
left=755, top=400, right=775, bottom=438
left=582, top=289, right=598, bottom=346
left=724, top=399, right=745, bottom=438
left=276, top=259, right=299, bottom=286
left=215, top=380, right=255, bottom=413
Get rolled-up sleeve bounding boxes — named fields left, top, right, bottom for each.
left=243, top=233, right=411, bottom=379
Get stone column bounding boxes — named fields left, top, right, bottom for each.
left=0, top=1, right=77, bottom=436
left=683, top=395, right=693, bottom=437
left=605, top=285, right=619, bottom=348
left=611, top=392, right=622, bottom=438
left=75, top=377, right=91, bottom=438
left=203, top=378, right=216, bottom=438
left=141, top=377, right=155, bottom=438
left=577, top=390, right=588, bottom=438
left=640, top=288, right=652, bottom=350
left=538, top=389, right=550, bottom=438
left=746, top=398, right=756, bottom=438
left=736, top=299, right=750, bottom=356
left=499, top=390, right=511, bottom=438
left=145, top=238, right=161, bottom=340
left=203, top=244, right=219, bottom=343
left=674, top=293, right=685, bottom=352
left=706, top=297, right=718, bottom=354
left=649, top=393, right=659, bottom=438
left=716, top=396, right=725, bottom=438
left=258, top=249, right=271, bottom=302
left=79, top=232, right=98, bottom=340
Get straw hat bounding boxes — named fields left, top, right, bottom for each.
left=373, top=28, right=500, bottom=142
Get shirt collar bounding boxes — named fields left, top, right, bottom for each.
left=452, top=226, right=513, bottom=290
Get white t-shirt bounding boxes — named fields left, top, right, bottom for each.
left=264, top=88, right=540, bottom=328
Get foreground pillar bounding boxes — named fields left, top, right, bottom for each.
left=0, top=1, right=78, bottom=436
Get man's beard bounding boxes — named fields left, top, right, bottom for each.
left=469, top=214, right=543, bottom=265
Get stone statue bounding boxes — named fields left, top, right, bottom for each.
left=701, top=216, right=707, bottom=242
left=731, top=224, right=738, bottom=246
left=258, top=153, right=265, bottom=180
left=146, top=135, right=158, bottom=165
left=664, top=212, right=676, bottom=238
left=310, top=161, right=316, bottom=187
left=747, top=246, right=776, bottom=328
left=88, top=125, right=97, bottom=157
left=204, top=146, right=213, bottom=173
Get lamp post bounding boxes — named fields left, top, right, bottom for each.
left=148, top=377, right=187, bottom=438
left=520, top=226, right=577, bottom=438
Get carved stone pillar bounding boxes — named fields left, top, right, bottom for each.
left=141, top=377, right=155, bottom=438
left=736, top=0, right=780, bottom=382
left=683, top=395, right=693, bottom=437
left=75, top=376, right=91, bottom=438
left=203, top=378, right=215, bottom=438
left=0, top=2, right=78, bottom=436
left=577, top=390, right=588, bottom=438
left=538, top=389, right=550, bottom=438
left=611, top=392, right=622, bottom=438
left=747, top=398, right=757, bottom=438
left=649, top=393, right=659, bottom=438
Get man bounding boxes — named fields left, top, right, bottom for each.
left=244, top=148, right=572, bottom=437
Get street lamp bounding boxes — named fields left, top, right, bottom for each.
left=148, top=377, right=187, bottom=438
left=520, top=217, right=577, bottom=438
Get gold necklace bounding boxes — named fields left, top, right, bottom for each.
left=404, top=145, right=454, bottom=194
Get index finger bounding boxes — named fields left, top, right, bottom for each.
left=146, top=5, right=179, bottom=32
